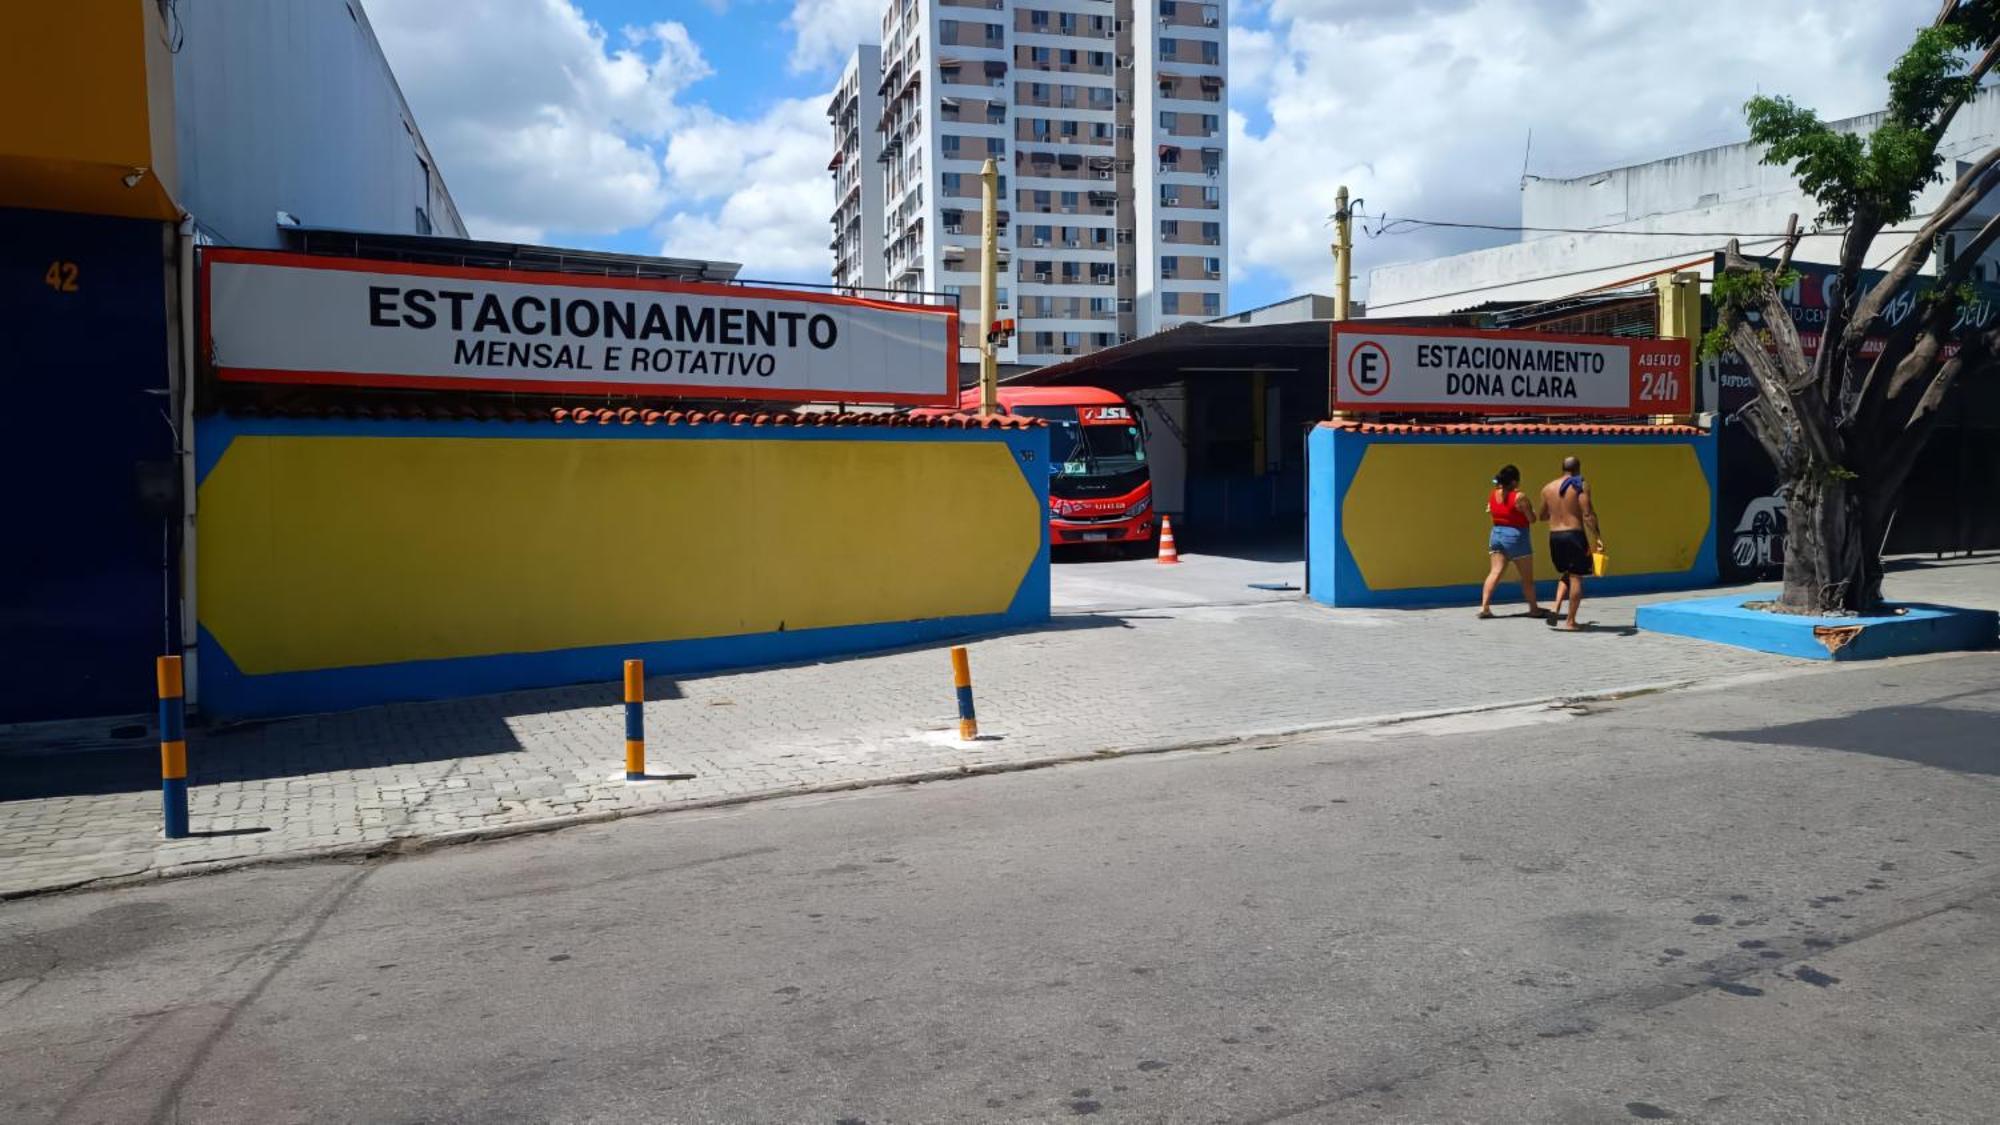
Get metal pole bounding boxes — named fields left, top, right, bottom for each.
left=1334, top=184, right=1352, bottom=321
left=623, top=659, right=645, bottom=781
left=157, top=655, right=188, bottom=838
left=979, top=157, right=1001, bottom=415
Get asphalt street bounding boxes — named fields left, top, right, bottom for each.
left=3, top=653, right=1998, bottom=1124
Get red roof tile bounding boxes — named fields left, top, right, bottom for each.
left=1320, top=419, right=1706, bottom=437
left=217, top=402, right=1043, bottom=430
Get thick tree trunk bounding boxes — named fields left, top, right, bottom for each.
left=1776, top=473, right=1875, bottom=615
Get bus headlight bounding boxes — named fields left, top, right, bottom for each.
left=1125, top=496, right=1152, bottom=518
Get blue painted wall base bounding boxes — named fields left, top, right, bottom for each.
left=1636, top=595, right=1999, bottom=661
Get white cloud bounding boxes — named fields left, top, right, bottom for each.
left=657, top=97, right=838, bottom=277
left=369, top=0, right=711, bottom=241
left=370, top=0, right=842, bottom=281
left=1230, top=0, right=1919, bottom=301
left=784, top=0, right=882, bottom=74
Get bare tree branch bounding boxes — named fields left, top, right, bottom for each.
left=1851, top=200, right=2000, bottom=424
left=1839, top=146, right=2000, bottom=354
left=1774, top=213, right=1802, bottom=278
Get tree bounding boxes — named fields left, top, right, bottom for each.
left=1707, top=0, right=2000, bottom=614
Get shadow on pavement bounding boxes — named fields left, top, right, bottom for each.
left=1705, top=693, right=2000, bottom=776
left=0, top=611, right=1140, bottom=804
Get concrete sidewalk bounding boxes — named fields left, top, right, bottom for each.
left=3, top=554, right=1994, bottom=898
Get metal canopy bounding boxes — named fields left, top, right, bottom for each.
left=1003, top=321, right=1332, bottom=393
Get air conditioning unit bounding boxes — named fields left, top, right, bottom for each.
left=945, top=224, right=962, bottom=234
left=1033, top=272, right=1051, bottom=282
left=1119, top=333, right=1133, bottom=343
left=1204, top=15, right=1219, bottom=26
left=1094, top=171, right=1112, bottom=180
left=1033, top=238, right=1048, bottom=246
left=1205, top=168, right=1219, bottom=178
left=1117, top=56, right=1132, bottom=68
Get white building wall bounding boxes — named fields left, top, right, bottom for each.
left=1369, top=85, right=2000, bottom=318
left=857, top=0, right=1227, bottom=368
left=830, top=46, right=885, bottom=292
left=1135, top=0, right=1226, bottom=336
left=171, top=0, right=464, bottom=247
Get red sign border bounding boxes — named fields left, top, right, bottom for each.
left=199, top=248, right=961, bottom=407
left=1327, top=322, right=1692, bottom=417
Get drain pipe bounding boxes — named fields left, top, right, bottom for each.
left=175, top=216, right=200, bottom=711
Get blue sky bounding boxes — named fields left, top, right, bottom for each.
left=371, top=0, right=1920, bottom=314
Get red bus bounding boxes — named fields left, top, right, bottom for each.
left=957, top=385, right=1156, bottom=552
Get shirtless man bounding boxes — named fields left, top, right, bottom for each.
left=1538, top=456, right=1604, bottom=631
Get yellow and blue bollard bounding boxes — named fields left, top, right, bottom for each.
left=624, top=659, right=646, bottom=781
left=157, top=655, right=188, bottom=839
left=950, top=645, right=977, bottom=740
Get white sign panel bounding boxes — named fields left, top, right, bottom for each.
left=202, top=250, right=958, bottom=405
left=1330, top=324, right=1692, bottom=416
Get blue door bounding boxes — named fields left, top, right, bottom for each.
left=1, top=208, right=175, bottom=722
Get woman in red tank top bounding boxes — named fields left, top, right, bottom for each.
left=1479, top=464, right=1546, bottom=619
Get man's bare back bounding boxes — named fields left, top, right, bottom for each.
left=1541, top=475, right=1588, bottom=531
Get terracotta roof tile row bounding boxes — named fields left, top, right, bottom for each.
left=215, top=402, right=1042, bottom=429
left=1322, top=419, right=1707, bottom=437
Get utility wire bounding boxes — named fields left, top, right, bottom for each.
left=1358, top=214, right=1932, bottom=241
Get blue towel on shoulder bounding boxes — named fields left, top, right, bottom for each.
left=1559, top=475, right=1585, bottom=497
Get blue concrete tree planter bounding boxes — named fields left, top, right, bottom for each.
left=1636, top=595, right=1998, bottom=660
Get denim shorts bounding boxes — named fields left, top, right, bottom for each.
left=1488, top=525, right=1531, bottom=559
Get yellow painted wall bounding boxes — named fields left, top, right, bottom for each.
left=0, top=0, right=179, bottom=219
left=1342, top=442, right=1711, bottom=591
left=198, top=435, right=1044, bottom=675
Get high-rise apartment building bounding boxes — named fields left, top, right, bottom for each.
left=838, top=0, right=1227, bottom=367
left=829, top=45, right=886, bottom=294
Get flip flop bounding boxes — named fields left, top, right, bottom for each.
left=1476, top=610, right=1495, bottom=619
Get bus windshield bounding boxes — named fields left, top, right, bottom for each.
left=1008, top=406, right=1146, bottom=477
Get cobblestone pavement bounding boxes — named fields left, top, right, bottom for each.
left=3, top=554, right=1993, bottom=898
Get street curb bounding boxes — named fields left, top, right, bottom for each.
left=0, top=666, right=1854, bottom=902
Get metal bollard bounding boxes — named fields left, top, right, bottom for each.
left=157, top=655, right=189, bottom=839
left=950, top=645, right=977, bottom=740
left=624, top=659, right=646, bottom=781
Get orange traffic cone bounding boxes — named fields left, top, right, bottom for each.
left=1156, top=516, right=1181, bottom=564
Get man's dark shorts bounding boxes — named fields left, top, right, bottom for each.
left=1549, top=529, right=1593, bottom=577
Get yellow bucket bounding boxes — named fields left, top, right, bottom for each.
left=1591, top=551, right=1610, bottom=578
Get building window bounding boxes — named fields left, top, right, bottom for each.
left=1202, top=41, right=1219, bottom=64
left=943, top=134, right=962, bottom=155
left=1159, top=110, right=1176, bottom=130
left=1201, top=222, right=1221, bottom=243
left=1159, top=37, right=1177, bottom=60
left=1160, top=185, right=1177, bottom=206
left=1160, top=219, right=1178, bottom=237
left=1159, top=0, right=1177, bottom=15
left=986, top=136, right=1006, bottom=156
left=1030, top=9, right=1048, bottom=26
left=943, top=172, right=962, bottom=194
left=1202, top=114, right=1220, bottom=134
left=1032, top=46, right=1050, bottom=63
left=1202, top=185, right=1220, bottom=205
left=1205, top=257, right=1221, bottom=276
left=984, top=22, right=1003, bottom=44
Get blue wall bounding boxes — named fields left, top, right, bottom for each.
left=1, top=208, right=174, bottom=722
